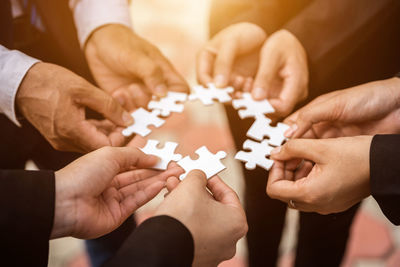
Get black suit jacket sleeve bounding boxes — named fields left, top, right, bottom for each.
left=370, top=135, right=400, bottom=225
left=0, top=170, right=55, bottom=267
left=283, top=0, right=400, bottom=89
left=104, top=215, right=194, bottom=267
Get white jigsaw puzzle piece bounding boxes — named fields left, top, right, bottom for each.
left=140, top=139, right=182, bottom=170
left=189, top=83, right=233, bottom=106
left=122, top=108, right=165, bottom=137
left=235, top=139, right=275, bottom=171
left=232, top=92, right=275, bottom=119
left=177, top=146, right=227, bottom=180
left=247, top=115, right=290, bottom=146
left=148, top=92, right=188, bottom=117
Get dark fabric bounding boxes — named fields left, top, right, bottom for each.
left=0, top=169, right=55, bottom=267
left=370, top=135, right=400, bottom=225
left=209, top=0, right=311, bottom=37
left=284, top=0, right=400, bottom=97
left=0, top=0, right=13, bottom=48
left=86, top=217, right=136, bottom=267
left=104, top=215, right=194, bottom=267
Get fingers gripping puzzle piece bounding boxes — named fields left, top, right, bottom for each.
left=235, top=139, right=275, bottom=171
left=247, top=115, right=290, bottom=146
left=177, top=146, right=227, bottom=180
left=148, top=92, right=188, bottom=117
left=122, top=108, right=165, bottom=137
left=140, top=139, right=182, bottom=170
left=232, top=93, right=275, bottom=119
left=189, top=83, right=234, bottom=106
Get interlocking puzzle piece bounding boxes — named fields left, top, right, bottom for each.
left=247, top=115, right=290, bottom=146
left=140, top=139, right=182, bottom=170
left=122, top=108, right=165, bottom=137
left=148, top=92, right=188, bottom=117
left=189, top=83, right=234, bottom=106
left=177, top=146, right=227, bottom=180
left=232, top=92, right=275, bottom=119
left=235, top=139, right=275, bottom=171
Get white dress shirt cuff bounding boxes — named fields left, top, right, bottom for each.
left=0, top=46, right=40, bottom=126
left=70, top=0, right=132, bottom=48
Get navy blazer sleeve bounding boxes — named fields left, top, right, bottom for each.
left=0, top=170, right=55, bottom=267
left=104, top=215, right=194, bottom=267
left=370, top=135, right=400, bottom=225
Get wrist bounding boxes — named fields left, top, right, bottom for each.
left=50, top=170, right=77, bottom=239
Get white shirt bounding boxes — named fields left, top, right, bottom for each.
left=0, top=0, right=132, bottom=126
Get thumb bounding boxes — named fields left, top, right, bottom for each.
left=179, top=170, right=208, bottom=194
left=252, top=42, right=281, bottom=100
left=73, top=86, right=133, bottom=127
left=207, top=176, right=241, bottom=208
left=270, top=139, right=321, bottom=163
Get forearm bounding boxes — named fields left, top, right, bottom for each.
left=69, top=0, right=132, bottom=48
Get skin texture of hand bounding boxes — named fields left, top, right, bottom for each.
left=197, top=23, right=308, bottom=116
left=155, top=171, right=248, bottom=267
left=85, top=24, right=189, bottom=111
left=267, top=136, right=372, bottom=214
left=51, top=146, right=183, bottom=239
left=16, top=62, right=133, bottom=153
left=284, top=77, right=400, bottom=139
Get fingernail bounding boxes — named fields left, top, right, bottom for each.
left=284, top=124, right=298, bottom=138
left=123, top=111, right=133, bottom=125
left=253, top=87, right=265, bottom=99
left=155, top=84, right=167, bottom=97
left=214, top=74, right=226, bottom=87
left=270, top=146, right=281, bottom=155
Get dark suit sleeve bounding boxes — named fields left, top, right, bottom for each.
left=0, top=170, right=55, bottom=266
left=370, top=135, right=400, bottom=225
left=283, top=0, right=400, bottom=88
left=104, top=215, right=194, bottom=267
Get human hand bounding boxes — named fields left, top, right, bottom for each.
left=267, top=136, right=372, bottom=214
left=197, top=22, right=267, bottom=91
left=16, top=62, right=133, bottom=153
left=155, top=171, right=248, bottom=267
left=51, top=146, right=183, bottom=239
left=284, top=78, right=400, bottom=139
left=197, top=23, right=308, bottom=116
left=85, top=24, right=189, bottom=111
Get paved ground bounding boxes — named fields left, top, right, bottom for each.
left=47, top=1, right=400, bottom=266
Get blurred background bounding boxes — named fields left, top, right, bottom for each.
left=45, top=0, right=400, bottom=266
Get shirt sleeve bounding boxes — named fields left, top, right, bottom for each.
left=69, top=0, right=132, bottom=48
left=370, top=134, right=400, bottom=225
left=0, top=45, right=39, bottom=126
left=104, top=215, right=194, bottom=267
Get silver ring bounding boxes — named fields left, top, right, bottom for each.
left=289, top=200, right=296, bottom=209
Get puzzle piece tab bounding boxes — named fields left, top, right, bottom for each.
left=232, top=93, right=275, bottom=119
left=177, top=146, right=227, bottom=180
left=122, top=108, right=165, bottom=137
left=140, top=139, right=182, bottom=170
left=148, top=92, right=188, bottom=117
left=235, top=139, right=275, bottom=171
left=247, top=115, right=290, bottom=146
left=189, top=83, right=234, bottom=106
